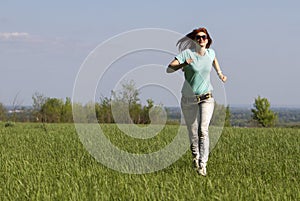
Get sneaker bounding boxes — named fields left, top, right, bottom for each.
left=193, top=158, right=200, bottom=169
left=197, top=164, right=207, bottom=176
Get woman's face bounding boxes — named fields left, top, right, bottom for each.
left=195, top=32, right=208, bottom=47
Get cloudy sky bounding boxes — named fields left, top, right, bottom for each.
left=1, top=0, right=299, bottom=107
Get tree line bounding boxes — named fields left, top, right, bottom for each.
left=31, top=81, right=165, bottom=124
left=0, top=82, right=278, bottom=127
left=0, top=81, right=177, bottom=125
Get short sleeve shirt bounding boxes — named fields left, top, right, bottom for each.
left=176, top=48, right=215, bottom=96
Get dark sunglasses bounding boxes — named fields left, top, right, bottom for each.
left=195, top=35, right=208, bottom=40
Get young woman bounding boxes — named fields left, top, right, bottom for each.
left=167, top=27, right=227, bottom=176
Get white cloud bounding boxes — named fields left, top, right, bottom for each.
left=0, top=32, right=30, bottom=40
left=0, top=32, right=93, bottom=54
left=0, top=32, right=58, bottom=45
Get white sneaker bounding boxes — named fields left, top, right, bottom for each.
left=193, top=158, right=199, bottom=169
left=197, top=164, right=207, bottom=176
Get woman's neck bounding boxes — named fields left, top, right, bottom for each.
left=196, top=47, right=206, bottom=56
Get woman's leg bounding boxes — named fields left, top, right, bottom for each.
left=181, top=99, right=200, bottom=163
left=198, top=98, right=215, bottom=168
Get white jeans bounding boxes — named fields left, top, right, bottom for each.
left=181, top=96, right=215, bottom=166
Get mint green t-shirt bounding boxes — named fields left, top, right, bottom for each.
left=176, top=48, right=215, bottom=96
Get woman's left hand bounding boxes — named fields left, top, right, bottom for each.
left=219, top=74, right=227, bottom=82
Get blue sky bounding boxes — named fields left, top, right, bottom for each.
left=1, top=0, right=300, bottom=107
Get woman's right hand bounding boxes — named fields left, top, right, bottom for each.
left=185, top=58, right=193, bottom=64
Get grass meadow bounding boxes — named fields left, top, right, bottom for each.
left=0, top=123, right=299, bottom=200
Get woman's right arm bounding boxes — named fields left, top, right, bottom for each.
left=166, top=58, right=191, bottom=73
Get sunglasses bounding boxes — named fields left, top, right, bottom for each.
left=195, top=35, right=208, bottom=40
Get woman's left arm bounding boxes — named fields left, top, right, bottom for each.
left=213, top=57, right=227, bottom=82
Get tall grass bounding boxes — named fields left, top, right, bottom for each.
left=0, top=123, right=299, bottom=200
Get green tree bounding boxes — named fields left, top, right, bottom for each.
left=97, top=80, right=159, bottom=124
left=72, top=102, right=87, bottom=123
left=61, top=97, right=73, bottom=123
left=0, top=102, right=6, bottom=121
left=251, top=96, right=277, bottom=127
left=96, top=97, right=113, bottom=123
left=32, top=92, right=47, bottom=122
left=41, top=98, right=64, bottom=123
left=85, top=101, right=98, bottom=123
left=118, top=80, right=140, bottom=106
left=141, top=99, right=154, bottom=124
left=224, top=105, right=232, bottom=127
left=111, top=80, right=141, bottom=124
left=147, top=104, right=166, bottom=124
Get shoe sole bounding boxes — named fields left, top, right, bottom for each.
left=197, top=167, right=207, bottom=176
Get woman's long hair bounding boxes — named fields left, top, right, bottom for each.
left=176, top=27, right=213, bottom=52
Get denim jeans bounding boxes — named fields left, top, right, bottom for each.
left=181, top=96, right=215, bottom=167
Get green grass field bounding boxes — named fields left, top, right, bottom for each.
left=0, top=123, right=299, bottom=200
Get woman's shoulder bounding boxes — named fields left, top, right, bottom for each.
left=206, top=48, right=216, bottom=59
left=178, top=48, right=195, bottom=57
left=206, top=48, right=215, bottom=54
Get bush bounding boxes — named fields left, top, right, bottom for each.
left=4, top=121, right=15, bottom=127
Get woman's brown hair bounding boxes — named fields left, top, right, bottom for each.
left=176, top=27, right=213, bottom=52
